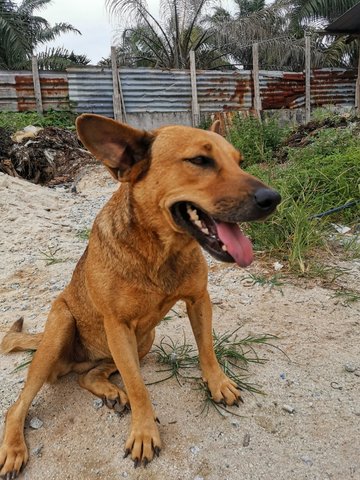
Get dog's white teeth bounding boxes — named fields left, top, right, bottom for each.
left=201, top=227, right=209, bottom=235
left=222, top=245, right=228, bottom=252
left=194, top=220, right=202, bottom=228
left=187, top=205, right=199, bottom=221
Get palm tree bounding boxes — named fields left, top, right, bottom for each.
left=0, top=0, right=87, bottom=70
left=208, top=0, right=359, bottom=70
left=106, top=0, right=232, bottom=69
left=106, top=0, right=359, bottom=71
left=36, top=47, right=90, bottom=70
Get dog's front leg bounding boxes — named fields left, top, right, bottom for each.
left=186, top=292, right=241, bottom=406
left=104, top=320, right=161, bottom=466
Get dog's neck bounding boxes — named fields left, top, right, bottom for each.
left=91, top=183, right=202, bottom=292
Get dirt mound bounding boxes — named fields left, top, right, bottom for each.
left=0, top=127, right=96, bottom=186
left=283, top=116, right=351, bottom=149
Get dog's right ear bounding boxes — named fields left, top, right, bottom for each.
left=76, top=114, right=153, bottom=181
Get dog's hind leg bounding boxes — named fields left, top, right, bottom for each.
left=78, top=360, right=129, bottom=412
left=0, top=298, right=77, bottom=479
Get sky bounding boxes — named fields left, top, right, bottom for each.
left=30, top=0, right=162, bottom=64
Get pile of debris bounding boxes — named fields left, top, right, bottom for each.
left=283, top=115, right=353, bottom=149
left=0, top=126, right=96, bottom=186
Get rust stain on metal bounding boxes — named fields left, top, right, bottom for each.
left=261, top=74, right=305, bottom=109
left=229, top=79, right=252, bottom=108
left=14, top=74, right=69, bottom=111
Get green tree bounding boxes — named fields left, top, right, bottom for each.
left=0, top=0, right=89, bottom=69
left=105, top=0, right=232, bottom=69
left=106, top=0, right=359, bottom=71
left=208, top=0, right=359, bottom=70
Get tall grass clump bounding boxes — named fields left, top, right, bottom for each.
left=0, top=110, right=77, bottom=131
left=227, top=115, right=289, bottom=167
left=245, top=123, right=360, bottom=273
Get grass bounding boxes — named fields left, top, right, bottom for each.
left=77, top=228, right=91, bottom=241
left=342, top=236, right=360, bottom=259
left=243, top=273, right=284, bottom=293
left=38, top=245, right=65, bottom=266
left=150, top=335, right=198, bottom=385
left=12, top=350, right=35, bottom=373
left=242, top=119, right=360, bottom=273
left=333, top=288, right=360, bottom=305
left=227, top=114, right=289, bottom=167
left=151, top=328, right=282, bottom=417
left=0, top=110, right=77, bottom=132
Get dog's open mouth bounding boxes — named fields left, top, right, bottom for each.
left=171, top=202, right=253, bottom=267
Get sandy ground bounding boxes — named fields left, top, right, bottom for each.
left=0, top=168, right=359, bottom=480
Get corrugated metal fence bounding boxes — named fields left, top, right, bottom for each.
left=0, top=70, right=68, bottom=112
left=0, top=67, right=357, bottom=117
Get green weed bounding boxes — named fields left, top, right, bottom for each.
left=305, top=264, right=347, bottom=283
left=342, top=236, right=360, bottom=259
left=333, top=289, right=360, bottom=304
left=151, top=328, right=282, bottom=417
left=245, top=124, right=360, bottom=273
left=12, top=350, right=35, bottom=373
left=38, top=245, right=65, bottom=266
left=77, top=228, right=91, bottom=240
left=0, top=110, right=77, bottom=132
left=243, top=273, right=284, bottom=292
left=227, top=114, right=289, bottom=167
left=150, top=335, right=198, bottom=385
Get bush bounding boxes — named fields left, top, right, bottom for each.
left=227, top=115, right=288, bottom=166
left=0, top=110, right=77, bottom=132
left=245, top=126, right=360, bottom=272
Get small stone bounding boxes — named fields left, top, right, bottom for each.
left=190, top=446, right=200, bottom=454
left=231, top=420, right=240, bottom=427
left=354, top=370, right=360, bottom=377
left=194, top=477, right=204, bottom=480
left=29, top=417, right=43, bottom=429
left=122, top=473, right=128, bottom=478
left=282, top=404, right=295, bottom=414
left=32, top=444, right=43, bottom=457
left=300, top=455, right=313, bottom=466
left=243, top=433, right=251, bottom=447
left=93, top=398, right=104, bottom=410
left=344, top=364, right=356, bottom=373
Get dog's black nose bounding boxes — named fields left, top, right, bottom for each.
left=254, top=188, right=281, bottom=211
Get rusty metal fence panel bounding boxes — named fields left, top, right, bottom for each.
left=311, top=69, right=356, bottom=106
left=0, top=67, right=357, bottom=116
left=197, top=70, right=253, bottom=111
left=0, top=71, right=68, bottom=112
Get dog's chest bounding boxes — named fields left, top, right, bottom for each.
left=155, top=252, right=199, bottom=295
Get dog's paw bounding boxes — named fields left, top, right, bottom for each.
left=123, top=418, right=161, bottom=467
left=102, top=385, right=129, bottom=413
left=0, top=439, right=28, bottom=479
left=206, top=372, right=242, bottom=406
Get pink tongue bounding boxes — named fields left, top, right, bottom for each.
left=215, top=222, right=253, bottom=268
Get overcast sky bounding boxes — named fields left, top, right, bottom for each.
left=27, top=0, right=268, bottom=64
left=26, top=0, right=166, bottom=64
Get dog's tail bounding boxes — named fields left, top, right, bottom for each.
left=1, top=317, right=43, bottom=353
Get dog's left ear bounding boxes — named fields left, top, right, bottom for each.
left=209, top=120, right=221, bottom=134
left=76, top=114, right=153, bottom=182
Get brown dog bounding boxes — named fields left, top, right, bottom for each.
left=0, top=115, right=280, bottom=477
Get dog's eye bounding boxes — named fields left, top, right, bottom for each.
left=187, top=156, right=214, bottom=168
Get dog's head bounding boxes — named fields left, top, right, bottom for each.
left=76, top=114, right=281, bottom=268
